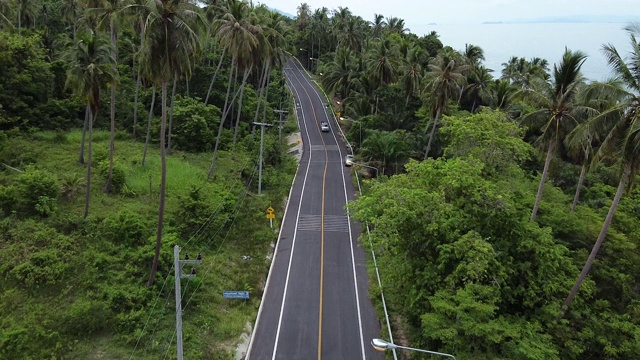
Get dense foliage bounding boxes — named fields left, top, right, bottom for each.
left=0, top=0, right=297, bottom=357
left=0, top=0, right=639, bottom=358
left=289, top=4, right=640, bottom=358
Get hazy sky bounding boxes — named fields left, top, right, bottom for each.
left=260, top=0, right=640, bottom=28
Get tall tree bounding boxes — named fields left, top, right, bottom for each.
left=400, top=46, right=424, bottom=105
left=208, top=0, right=259, bottom=178
left=517, top=49, right=589, bottom=221
left=561, top=25, right=640, bottom=315
left=423, top=53, right=468, bottom=159
left=138, top=0, right=205, bottom=287
left=87, top=0, right=126, bottom=194
left=63, top=30, right=115, bottom=218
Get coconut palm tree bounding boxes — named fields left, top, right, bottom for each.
left=63, top=30, right=115, bottom=219
left=250, top=9, right=286, bottom=142
left=138, top=0, right=206, bottom=287
left=561, top=25, right=640, bottom=315
left=369, top=13, right=385, bottom=39
left=13, top=0, right=37, bottom=34
left=128, top=0, right=150, bottom=138
left=423, top=53, right=468, bottom=159
left=517, top=49, right=591, bottom=222
left=465, top=65, right=494, bottom=112
left=359, top=130, right=409, bottom=175
left=0, top=0, right=12, bottom=28
left=87, top=0, right=127, bottom=194
left=400, top=46, right=425, bottom=106
left=208, top=0, right=260, bottom=178
left=60, top=0, right=79, bottom=40
left=367, top=37, right=398, bottom=89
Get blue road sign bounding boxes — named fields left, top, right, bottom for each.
left=223, top=291, right=250, bottom=299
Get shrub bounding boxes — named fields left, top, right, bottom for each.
left=0, top=185, right=16, bottom=216
left=98, top=158, right=127, bottom=193
left=62, top=298, right=112, bottom=336
left=10, top=248, right=69, bottom=286
left=101, top=210, right=150, bottom=246
left=14, top=166, right=60, bottom=217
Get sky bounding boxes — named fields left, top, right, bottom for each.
left=259, top=0, right=640, bottom=30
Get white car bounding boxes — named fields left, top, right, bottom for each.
left=321, top=121, right=330, bottom=132
left=344, top=154, right=354, bottom=166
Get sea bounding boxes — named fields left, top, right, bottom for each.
left=414, top=22, right=635, bottom=82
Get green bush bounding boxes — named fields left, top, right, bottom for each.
left=0, top=185, right=16, bottom=216
left=14, top=166, right=60, bottom=217
left=10, top=248, right=69, bottom=286
left=101, top=210, right=150, bottom=246
left=98, top=158, right=127, bottom=193
left=62, top=298, right=112, bottom=336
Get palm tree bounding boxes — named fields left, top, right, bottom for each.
left=63, top=30, right=115, bottom=219
left=87, top=0, right=127, bottom=194
left=359, top=130, right=409, bottom=175
left=321, top=46, right=359, bottom=101
left=0, top=0, right=12, bottom=28
left=60, top=0, right=79, bottom=40
left=561, top=26, right=640, bottom=315
left=423, top=53, right=468, bottom=159
left=465, top=65, right=494, bottom=112
left=367, top=37, right=398, bottom=89
left=13, top=0, right=37, bottom=34
left=369, top=13, right=385, bottom=39
left=250, top=9, right=286, bottom=142
left=208, top=0, right=259, bottom=178
left=129, top=0, right=150, bottom=138
left=400, top=46, right=425, bottom=106
left=138, top=0, right=206, bottom=287
left=517, top=49, right=590, bottom=222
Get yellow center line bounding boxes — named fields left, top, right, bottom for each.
left=289, top=65, right=330, bottom=360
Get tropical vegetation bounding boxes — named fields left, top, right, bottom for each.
left=0, top=0, right=639, bottom=358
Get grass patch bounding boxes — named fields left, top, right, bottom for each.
left=0, top=129, right=295, bottom=359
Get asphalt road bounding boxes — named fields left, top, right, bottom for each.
left=246, top=58, right=383, bottom=360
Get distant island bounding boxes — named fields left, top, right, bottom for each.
left=484, top=14, right=640, bottom=24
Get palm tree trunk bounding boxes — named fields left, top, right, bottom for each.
left=253, top=61, right=269, bottom=124
left=560, top=170, right=628, bottom=317
left=233, top=67, right=250, bottom=145
left=142, top=86, right=156, bottom=166
left=208, top=55, right=236, bottom=179
left=133, top=26, right=145, bottom=138
left=133, top=76, right=141, bottom=138
left=78, top=103, right=90, bottom=164
left=261, top=67, right=272, bottom=123
left=571, top=164, right=587, bottom=212
left=424, top=107, right=442, bottom=160
left=167, top=74, right=178, bottom=154
left=204, top=47, right=226, bottom=106
left=84, top=109, right=97, bottom=219
left=530, top=141, right=555, bottom=222
left=105, top=25, right=117, bottom=194
left=147, top=80, right=168, bottom=287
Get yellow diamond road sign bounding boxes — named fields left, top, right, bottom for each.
left=266, top=206, right=275, bottom=213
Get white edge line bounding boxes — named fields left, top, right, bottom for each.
left=291, top=57, right=367, bottom=359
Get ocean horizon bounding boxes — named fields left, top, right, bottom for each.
left=414, top=22, right=635, bottom=82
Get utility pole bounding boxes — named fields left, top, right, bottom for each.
left=273, top=109, right=288, bottom=141
left=174, top=245, right=202, bottom=360
left=253, top=122, right=273, bottom=195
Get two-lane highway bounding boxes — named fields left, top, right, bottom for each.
left=246, top=58, right=382, bottom=359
